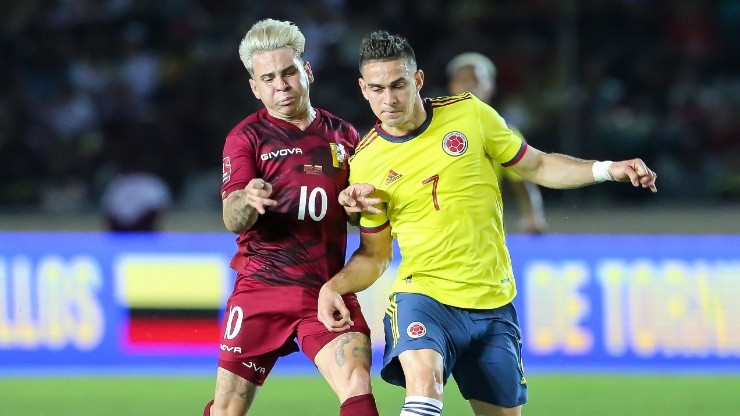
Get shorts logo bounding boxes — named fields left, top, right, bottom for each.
left=243, top=361, right=266, bottom=374
left=407, top=321, right=426, bottom=338
left=442, top=131, right=468, bottom=157
left=220, top=344, right=242, bottom=354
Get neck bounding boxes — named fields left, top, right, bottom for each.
left=272, top=106, right=316, bottom=131
left=382, top=98, right=426, bottom=136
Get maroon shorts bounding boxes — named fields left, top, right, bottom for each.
left=217, top=276, right=370, bottom=385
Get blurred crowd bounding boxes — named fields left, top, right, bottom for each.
left=0, top=0, right=738, bottom=217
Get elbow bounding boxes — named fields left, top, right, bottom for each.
left=377, top=250, right=393, bottom=275
left=223, top=219, right=242, bottom=234
left=224, top=223, right=244, bottom=234
left=223, top=214, right=256, bottom=234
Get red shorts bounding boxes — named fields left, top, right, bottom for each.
left=217, top=276, right=370, bottom=385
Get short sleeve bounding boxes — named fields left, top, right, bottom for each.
left=474, top=98, right=527, bottom=167
left=358, top=207, right=389, bottom=234
left=221, top=129, right=257, bottom=199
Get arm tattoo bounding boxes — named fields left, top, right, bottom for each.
left=223, top=190, right=258, bottom=233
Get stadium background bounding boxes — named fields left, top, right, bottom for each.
left=1, top=0, right=738, bottom=415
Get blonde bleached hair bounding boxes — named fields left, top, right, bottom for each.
left=238, top=19, right=305, bottom=76
left=446, top=52, right=497, bottom=81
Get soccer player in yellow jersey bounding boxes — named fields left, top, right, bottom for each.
left=318, top=31, right=657, bottom=416
left=447, top=52, right=547, bottom=234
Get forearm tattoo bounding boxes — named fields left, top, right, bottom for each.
left=224, top=190, right=258, bottom=231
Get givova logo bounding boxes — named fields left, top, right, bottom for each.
left=261, top=148, right=302, bottom=160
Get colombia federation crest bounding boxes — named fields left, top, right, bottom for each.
left=442, top=131, right=468, bottom=157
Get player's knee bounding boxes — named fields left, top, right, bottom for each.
left=399, top=351, right=444, bottom=398
left=333, top=362, right=373, bottom=400
left=405, top=372, right=444, bottom=398
left=402, top=361, right=444, bottom=398
left=349, top=364, right=373, bottom=390
left=209, top=397, right=249, bottom=416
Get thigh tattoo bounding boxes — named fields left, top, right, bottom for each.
left=329, top=333, right=371, bottom=367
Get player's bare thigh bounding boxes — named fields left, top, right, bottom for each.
left=313, top=332, right=373, bottom=402
left=211, top=367, right=260, bottom=416
left=469, top=399, right=522, bottom=416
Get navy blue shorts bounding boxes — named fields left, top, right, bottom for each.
left=381, top=293, right=527, bottom=407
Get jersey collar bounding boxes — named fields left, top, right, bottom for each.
left=264, top=107, right=322, bottom=132
left=373, top=99, right=433, bottom=143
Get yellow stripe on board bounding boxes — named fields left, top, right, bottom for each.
left=115, top=255, right=229, bottom=309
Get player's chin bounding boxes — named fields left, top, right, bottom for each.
left=381, top=112, right=403, bottom=124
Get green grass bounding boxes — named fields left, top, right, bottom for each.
left=1, top=374, right=738, bottom=415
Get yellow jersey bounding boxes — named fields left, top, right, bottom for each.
left=495, top=127, right=526, bottom=183
left=350, top=93, right=527, bottom=309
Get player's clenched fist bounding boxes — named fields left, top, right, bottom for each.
left=610, top=158, right=658, bottom=193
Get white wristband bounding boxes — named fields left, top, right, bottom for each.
left=592, top=160, right=614, bottom=182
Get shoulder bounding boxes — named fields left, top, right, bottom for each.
left=352, top=127, right=381, bottom=159
left=426, top=93, right=486, bottom=125
left=428, top=92, right=477, bottom=110
left=226, top=109, right=266, bottom=140
left=316, top=108, right=358, bottom=133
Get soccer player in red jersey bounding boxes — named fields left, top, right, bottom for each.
left=203, top=19, right=380, bottom=416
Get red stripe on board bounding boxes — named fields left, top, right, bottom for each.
left=127, top=318, right=221, bottom=345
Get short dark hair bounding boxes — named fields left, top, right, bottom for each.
left=358, top=31, right=416, bottom=73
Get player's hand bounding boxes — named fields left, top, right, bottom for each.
left=317, top=283, right=354, bottom=332
left=243, top=179, right=277, bottom=214
left=338, top=184, right=382, bottom=214
left=609, top=159, right=658, bottom=193
left=520, top=214, right=548, bottom=235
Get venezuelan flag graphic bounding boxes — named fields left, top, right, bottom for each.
left=114, top=254, right=230, bottom=354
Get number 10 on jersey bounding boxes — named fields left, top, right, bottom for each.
left=298, top=186, right=328, bottom=221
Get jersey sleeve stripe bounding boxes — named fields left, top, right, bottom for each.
left=356, top=130, right=379, bottom=154
left=501, top=141, right=528, bottom=167
left=430, top=93, right=472, bottom=108
left=359, top=221, right=390, bottom=234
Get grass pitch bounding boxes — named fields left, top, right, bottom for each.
left=1, top=374, right=738, bottom=415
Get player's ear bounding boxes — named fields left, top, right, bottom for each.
left=304, top=61, right=314, bottom=83
left=249, top=78, right=260, bottom=99
left=358, top=77, right=369, bottom=100
left=415, top=69, right=424, bottom=92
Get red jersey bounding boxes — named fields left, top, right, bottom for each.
left=221, top=108, right=358, bottom=289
